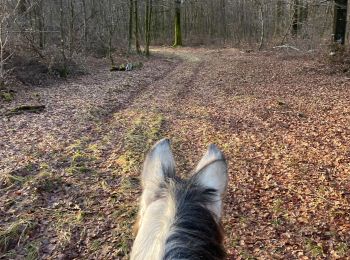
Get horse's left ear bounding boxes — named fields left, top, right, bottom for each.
left=140, top=138, right=175, bottom=207
left=142, top=138, right=175, bottom=187
left=194, top=144, right=228, bottom=219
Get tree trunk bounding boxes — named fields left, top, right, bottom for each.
left=346, top=0, right=350, bottom=45
left=292, top=0, right=299, bottom=37
left=68, top=0, right=75, bottom=57
left=81, top=0, right=88, bottom=51
left=59, top=0, right=68, bottom=77
left=0, top=23, right=5, bottom=81
left=145, top=0, right=152, bottom=56
left=128, top=0, right=133, bottom=52
left=173, top=0, right=182, bottom=47
left=258, top=3, right=265, bottom=50
left=36, top=1, right=44, bottom=49
left=333, top=0, right=348, bottom=44
left=274, top=0, right=283, bottom=37
left=221, top=0, right=227, bottom=43
left=134, top=0, right=141, bottom=54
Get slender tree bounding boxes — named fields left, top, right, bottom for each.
left=145, top=0, right=153, bottom=56
left=128, top=0, right=133, bottom=52
left=59, top=0, right=68, bottom=77
left=134, top=0, right=141, bottom=54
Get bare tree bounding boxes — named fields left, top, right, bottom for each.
left=145, top=0, right=153, bottom=56
left=134, top=0, right=141, bottom=54
left=0, top=1, right=20, bottom=84
left=128, top=0, right=133, bottom=52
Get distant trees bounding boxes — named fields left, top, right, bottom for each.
left=0, top=0, right=348, bottom=77
left=0, top=1, right=19, bottom=83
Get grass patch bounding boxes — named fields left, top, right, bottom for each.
left=52, top=209, right=84, bottom=249
left=1, top=92, right=14, bottom=102
left=67, top=165, right=92, bottom=174
left=65, top=138, right=98, bottom=175
left=25, top=241, right=41, bottom=260
left=27, top=171, right=63, bottom=194
left=113, top=204, right=138, bottom=257
left=90, top=239, right=102, bottom=252
left=0, top=173, right=27, bottom=189
left=116, top=111, right=164, bottom=174
left=0, top=219, right=36, bottom=253
left=305, top=239, right=324, bottom=257
left=272, top=198, right=284, bottom=215
left=0, top=163, right=40, bottom=189
left=76, top=210, right=85, bottom=222
left=118, top=176, right=140, bottom=193
left=71, top=151, right=91, bottom=166
left=336, top=242, right=349, bottom=257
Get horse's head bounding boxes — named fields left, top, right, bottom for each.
left=131, top=138, right=228, bottom=260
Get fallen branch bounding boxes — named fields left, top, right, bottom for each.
left=6, top=105, right=45, bottom=116
left=110, top=62, right=143, bottom=72
left=273, top=45, right=300, bottom=51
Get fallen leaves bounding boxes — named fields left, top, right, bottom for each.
left=1, top=47, right=350, bottom=259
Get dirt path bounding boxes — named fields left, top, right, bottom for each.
left=1, top=48, right=349, bottom=259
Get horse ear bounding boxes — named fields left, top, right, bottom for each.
left=142, top=138, right=175, bottom=187
left=194, top=144, right=228, bottom=218
left=140, top=139, right=175, bottom=209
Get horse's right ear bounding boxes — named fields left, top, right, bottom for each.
left=194, top=144, right=228, bottom=219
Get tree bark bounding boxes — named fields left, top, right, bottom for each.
left=292, top=0, right=299, bottom=37
left=134, top=0, right=141, bottom=54
left=333, top=0, right=348, bottom=44
left=346, top=0, right=350, bottom=45
left=81, top=0, right=88, bottom=51
left=173, top=0, right=182, bottom=47
left=128, top=0, right=133, bottom=52
left=258, top=2, right=265, bottom=50
left=221, top=0, right=227, bottom=42
left=59, top=0, right=68, bottom=77
left=145, top=0, right=152, bottom=56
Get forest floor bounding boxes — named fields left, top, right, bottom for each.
left=0, top=47, right=349, bottom=259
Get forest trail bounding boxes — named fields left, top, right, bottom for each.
left=1, top=48, right=350, bottom=259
